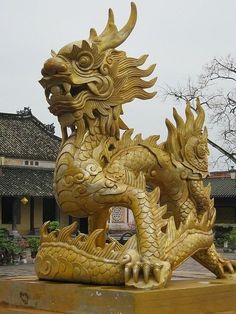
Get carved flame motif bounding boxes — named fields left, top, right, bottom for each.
left=165, top=100, right=209, bottom=176
left=37, top=2, right=236, bottom=289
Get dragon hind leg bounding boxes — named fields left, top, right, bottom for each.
left=193, top=244, right=236, bottom=278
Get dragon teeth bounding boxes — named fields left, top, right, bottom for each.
left=51, top=86, right=61, bottom=95
left=63, top=83, right=71, bottom=92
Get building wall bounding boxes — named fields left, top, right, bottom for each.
left=0, top=196, right=70, bottom=235
left=0, top=197, right=30, bottom=234
left=19, top=201, right=30, bottom=234
left=215, top=207, right=236, bottom=224
left=215, top=198, right=236, bottom=224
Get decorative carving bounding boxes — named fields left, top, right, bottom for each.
left=37, top=2, right=236, bottom=289
left=44, top=123, right=55, bottom=134
left=112, top=207, right=125, bottom=223
left=17, top=107, right=32, bottom=116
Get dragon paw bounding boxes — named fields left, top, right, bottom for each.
left=120, top=250, right=171, bottom=289
left=217, top=257, right=236, bottom=278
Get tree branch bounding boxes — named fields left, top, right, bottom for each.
left=207, top=138, right=236, bottom=164
left=162, top=55, right=236, bottom=166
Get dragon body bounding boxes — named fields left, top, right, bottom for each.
left=36, top=3, right=236, bottom=288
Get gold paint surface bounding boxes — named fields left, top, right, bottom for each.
left=38, top=2, right=236, bottom=288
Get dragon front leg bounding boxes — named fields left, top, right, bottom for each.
left=122, top=187, right=171, bottom=288
left=95, top=181, right=171, bottom=288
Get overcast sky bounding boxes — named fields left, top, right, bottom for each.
left=1, top=0, right=236, bottom=169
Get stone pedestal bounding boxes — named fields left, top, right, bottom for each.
left=1, top=276, right=236, bottom=313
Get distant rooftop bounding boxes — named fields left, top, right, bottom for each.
left=0, top=107, right=61, bottom=161
left=0, top=167, right=54, bottom=197
left=205, top=177, right=236, bottom=198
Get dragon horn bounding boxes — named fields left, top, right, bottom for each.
left=89, top=2, right=137, bottom=52
left=100, top=7, right=117, bottom=36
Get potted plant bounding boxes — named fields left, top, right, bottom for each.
left=0, top=238, right=18, bottom=265
left=10, top=240, right=22, bottom=265
left=28, top=237, right=40, bottom=259
left=0, top=238, right=11, bottom=265
left=48, top=220, right=60, bottom=233
left=19, top=238, right=29, bottom=264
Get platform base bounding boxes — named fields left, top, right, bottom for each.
left=1, top=275, right=236, bottom=313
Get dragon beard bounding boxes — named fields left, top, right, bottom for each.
left=49, top=86, right=123, bottom=140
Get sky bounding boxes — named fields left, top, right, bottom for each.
left=1, top=0, right=236, bottom=169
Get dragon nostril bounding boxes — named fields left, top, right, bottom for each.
left=43, top=57, right=68, bottom=76
left=41, top=68, right=47, bottom=76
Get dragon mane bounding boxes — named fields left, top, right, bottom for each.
left=69, top=48, right=157, bottom=138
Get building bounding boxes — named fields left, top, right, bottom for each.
left=0, top=108, right=64, bottom=235
left=206, top=171, right=236, bottom=224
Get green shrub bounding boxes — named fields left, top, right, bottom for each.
left=9, top=240, right=23, bottom=255
left=228, top=229, right=236, bottom=251
left=214, top=224, right=235, bottom=248
left=0, top=238, right=23, bottom=264
left=48, top=221, right=60, bottom=232
left=28, top=237, right=40, bottom=253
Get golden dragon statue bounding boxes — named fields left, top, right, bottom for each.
left=36, top=2, right=236, bottom=289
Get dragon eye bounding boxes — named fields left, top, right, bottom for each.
left=76, top=52, right=94, bottom=70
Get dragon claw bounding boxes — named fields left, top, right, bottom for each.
left=143, top=262, right=151, bottom=283
left=222, top=259, right=236, bottom=276
left=122, top=252, right=171, bottom=288
left=225, top=261, right=235, bottom=274
left=153, top=263, right=162, bottom=282
left=218, top=264, right=225, bottom=277
left=133, top=262, right=141, bottom=283
left=231, top=260, right=236, bottom=268
left=124, top=262, right=132, bottom=282
left=215, top=257, right=236, bottom=278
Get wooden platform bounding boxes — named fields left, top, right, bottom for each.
left=1, top=275, right=236, bottom=313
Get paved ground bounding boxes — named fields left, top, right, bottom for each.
left=0, top=250, right=235, bottom=280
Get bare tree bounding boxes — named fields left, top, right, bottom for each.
left=164, top=55, right=236, bottom=166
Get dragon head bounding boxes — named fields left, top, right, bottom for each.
left=39, top=3, right=156, bottom=140
left=165, top=100, right=209, bottom=178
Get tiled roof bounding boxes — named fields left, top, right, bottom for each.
left=205, top=177, right=236, bottom=198
left=0, top=111, right=61, bottom=161
left=0, top=166, right=54, bottom=197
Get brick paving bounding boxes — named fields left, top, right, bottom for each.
left=0, top=251, right=235, bottom=280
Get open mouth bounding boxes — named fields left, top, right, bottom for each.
left=45, top=83, right=88, bottom=103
